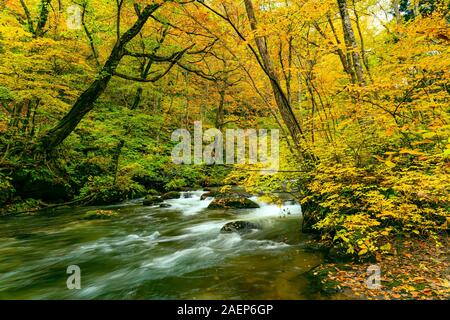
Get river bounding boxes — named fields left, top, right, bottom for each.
left=0, top=191, right=340, bottom=299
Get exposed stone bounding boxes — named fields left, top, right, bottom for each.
left=82, top=209, right=118, bottom=220
left=207, top=197, right=260, bottom=209
left=201, top=191, right=253, bottom=201
left=220, top=221, right=261, bottom=234
left=143, top=196, right=163, bottom=206
left=146, top=189, right=160, bottom=196
left=161, top=191, right=181, bottom=200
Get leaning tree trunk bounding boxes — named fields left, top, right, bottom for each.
left=243, top=0, right=306, bottom=151
left=327, top=15, right=356, bottom=83
left=39, top=3, right=163, bottom=151
left=337, top=0, right=366, bottom=86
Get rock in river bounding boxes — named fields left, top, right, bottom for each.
left=220, top=221, right=261, bottom=234
left=82, top=210, right=119, bottom=220
left=146, top=189, right=160, bottom=196
left=143, top=196, right=163, bottom=206
left=201, top=191, right=253, bottom=201
left=207, top=197, right=260, bottom=209
left=161, top=191, right=181, bottom=200
left=200, top=191, right=219, bottom=200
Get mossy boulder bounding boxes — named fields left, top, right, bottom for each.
left=200, top=191, right=253, bottom=201
left=143, top=195, right=163, bottom=206
left=207, top=197, right=259, bottom=209
left=82, top=210, right=119, bottom=220
left=220, top=221, right=261, bottom=234
left=146, top=189, right=160, bottom=196
left=200, top=190, right=220, bottom=200
left=161, top=191, right=181, bottom=200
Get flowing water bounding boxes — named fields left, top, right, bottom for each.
left=0, top=191, right=332, bottom=299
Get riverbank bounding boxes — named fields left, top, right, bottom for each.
left=309, top=236, right=449, bottom=300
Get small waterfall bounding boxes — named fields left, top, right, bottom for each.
left=163, top=190, right=213, bottom=215
left=133, top=190, right=303, bottom=280
left=244, top=197, right=302, bottom=219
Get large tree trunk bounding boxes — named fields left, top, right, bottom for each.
left=39, top=3, right=163, bottom=151
left=34, top=0, right=51, bottom=37
left=243, top=0, right=305, bottom=149
left=337, top=0, right=366, bottom=86
left=352, top=0, right=373, bottom=83
left=131, top=87, right=143, bottom=110
left=215, top=88, right=225, bottom=130
left=324, top=16, right=356, bottom=83
left=19, top=0, right=51, bottom=37
left=40, top=63, right=114, bottom=150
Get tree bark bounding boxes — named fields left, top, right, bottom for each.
left=352, top=0, right=373, bottom=83
left=19, top=0, right=35, bottom=35
left=243, top=0, right=305, bottom=148
left=112, top=139, right=125, bottom=184
left=336, top=0, right=366, bottom=86
left=39, top=3, right=163, bottom=151
left=215, top=88, right=225, bottom=130
left=325, top=16, right=356, bottom=83
left=34, top=0, right=51, bottom=37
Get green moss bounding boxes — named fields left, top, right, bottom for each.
left=161, top=191, right=181, bottom=200
left=82, top=209, right=119, bottom=220
left=146, top=189, right=160, bottom=196
left=143, top=196, right=163, bottom=206
left=208, top=197, right=260, bottom=209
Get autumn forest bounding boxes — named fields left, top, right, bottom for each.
left=0, top=0, right=449, bottom=300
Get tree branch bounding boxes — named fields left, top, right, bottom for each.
left=115, top=44, right=194, bottom=82
left=19, top=0, right=34, bottom=34
left=81, top=3, right=100, bottom=68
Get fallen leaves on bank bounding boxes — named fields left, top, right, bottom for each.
left=315, top=236, right=449, bottom=300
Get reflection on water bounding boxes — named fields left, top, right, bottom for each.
left=0, top=190, right=335, bottom=299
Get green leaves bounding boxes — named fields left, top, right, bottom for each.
left=0, top=86, right=14, bottom=101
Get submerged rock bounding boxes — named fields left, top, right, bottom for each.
left=181, top=192, right=193, bottom=198
left=220, top=221, right=261, bottom=234
left=208, top=197, right=260, bottom=209
left=159, top=203, right=172, bottom=208
left=82, top=210, right=118, bottom=220
left=161, top=191, right=181, bottom=200
left=143, top=196, right=163, bottom=206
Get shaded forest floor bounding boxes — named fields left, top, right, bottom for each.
left=312, top=236, right=449, bottom=300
